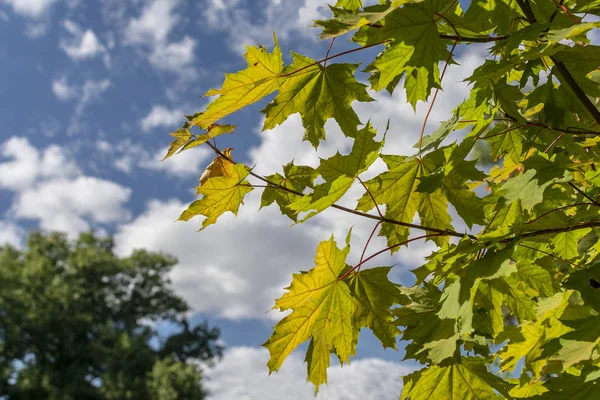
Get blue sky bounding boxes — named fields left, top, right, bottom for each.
left=0, top=0, right=495, bottom=398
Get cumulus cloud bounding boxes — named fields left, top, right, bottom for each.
left=0, top=137, right=79, bottom=191
left=140, top=146, right=211, bottom=176
left=59, top=20, right=110, bottom=67
left=202, top=0, right=332, bottom=52
left=1, top=0, right=56, bottom=18
left=140, top=105, right=185, bottom=131
left=13, top=177, right=131, bottom=235
left=123, top=0, right=197, bottom=76
left=204, top=347, right=413, bottom=400
left=0, top=221, right=22, bottom=247
left=0, top=137, right=131, bottom=238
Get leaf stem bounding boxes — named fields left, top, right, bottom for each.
left=418, top=38, right=457, bottom=152
left=323, top=37, right=336, bottom=68
left=339, top=234, right=445, bottom=280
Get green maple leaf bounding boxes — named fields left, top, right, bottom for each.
left=348, top=266, right=403, bottom=349
left=357, top=157, right=452, bottom=249
left=400, top=361, right=506, bottom=400
left=261, top=163, right=318, bottom=221
left=262, top=52, right=373, bottom=148
left=486, top=124, right=523, bottom=163
left=178, top=164, right=252, bottom=229
left=393, top=284, right=457, bottom=363
left=191, top=35, right=282, bottom=129
left=509, top=380, right=549, bottom=398
left=263, top=235, right=356, bottom=389
left=512, top=261, right=555, bottom=297
left=552, top=229, right=591, bottom=260
left=564, top=263, right=600, bottom=311
left=367, top=0, right=451, bottom=106
left=500, top=169, right=570, bottom=211
left=289, top=123, right=383, bottom=221
left=550, top=316, right=600, bottom=368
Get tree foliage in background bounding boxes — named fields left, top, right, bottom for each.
left=165, top=0, right=600, bottom=397
left=0, top=231, right=222, bottom=400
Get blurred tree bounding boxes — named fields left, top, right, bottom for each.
left=0, top=231, right=222, bottom=400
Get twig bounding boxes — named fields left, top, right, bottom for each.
left=358, top=177, right=383, bottom=219
left=339, top=234, right=445, bottom=280
left=323, top=37, right=336, bottom=68
left=568, top=182, right=600, bottom=207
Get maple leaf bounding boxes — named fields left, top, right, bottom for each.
left=262, top=52, right=373, bottom=147
left=289, top=123, right=383, bottom=221
left=401, top=360, right=509, bottom=400
left=190, top=35, right=283, bottom=129
left=178, top=164, right=252, bottom=230
left=348, top=266, right=403, bottom=349
left=263, top=235, right=356, bottom=389
left=366, top=0, right=452, bottom=107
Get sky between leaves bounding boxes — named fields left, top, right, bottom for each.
left=4, top=0, right=595, bottom=398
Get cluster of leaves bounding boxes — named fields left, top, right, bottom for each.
left=0, top=231, right=222, bottom=399
left=163, top=0, right=600, bottom=398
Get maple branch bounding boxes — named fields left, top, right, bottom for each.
left=280, top=34, right=509, bottom=79
left=339, top=234, right=445, bottom=280
left=543, top=132, right=563, bottom=153
left=280, top=40, right=388, bottom=77
left=204, top=141, right=474, bottom=239
left=550, top=58, right=600, bottom=127
left=520, top=220, right=600, bottom=239
left=568, top=182, right=600, bottom=207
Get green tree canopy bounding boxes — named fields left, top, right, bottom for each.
left=0, top=231, right=222, bottom=400
left=163, top=0, right=600, bottom=398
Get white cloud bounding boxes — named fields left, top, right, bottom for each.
left=59, top=20, right=110, bottom=67
left=0, top=137, right=131, bottom=238
left=52, top=76, right=77, bottom=100
left=51, top=77, right=111, bottom=117
left=140, top=146, right=211, bottom=176
left=124, top=0, right=179, bottom=44
left=0, top=221, right=22, bottom=247
left=202, top=0, right=338, bottom=53
left=13, top=177, right=131, bottom=235
left=0, top=137, right=80, bottom=191
left=123, top=0, right=197, bottom=75
left=1, top=0, right=56, bottom=18
left=140, top=105, right=185, bottom=131
left=77, top=79, right=111, bottom=114
left=204, top=347, right=413, bottom=400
